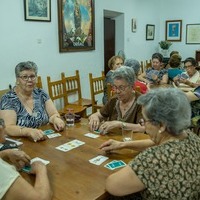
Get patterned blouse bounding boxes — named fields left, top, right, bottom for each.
left=146, top=67, right=168, bottom=83
left=129, top=131, right=200, bottom=200
left=0, top=88, right=50, bottom=128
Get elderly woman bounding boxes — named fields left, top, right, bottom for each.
left=89, top=66, right=144, bottom=134
left=0, top=61, right=65, bottom=142
left=100, top=88, right=200, bottom=199
left=125, top=59, right=148, bottom=94
left=173, top=57, right=200, bottom=92
left=0, top=118, right=52, bottom=200
left=138, top=53, right=168, bottom=85
left=103, top=55, right=124, bottom=105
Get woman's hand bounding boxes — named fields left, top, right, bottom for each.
left=99, top=121, right=121, bottom=134
left=99, top=139, right=123, bottom=152
left=88, top=113, right=101, bottom=131
left=53, top=117, right=65, bottom=131
left=26, top=128, right=46, bottom=142
left=5, top=149, right=31, bottom=170
left=30, top=161, right=47, bottom=175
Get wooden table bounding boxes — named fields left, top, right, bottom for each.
left=20, top=119, right=149, bottom=200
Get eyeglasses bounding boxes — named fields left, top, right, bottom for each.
left=19, top=75, right=36, bottom=81
left=112, top=85, right=130, bottom=92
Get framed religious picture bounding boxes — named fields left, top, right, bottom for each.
left=146, top=24, right=155, bottom=40
left=24, top=0, right=51, bottom=22
left=165, top=20, right=182, bottom=41
left=186, top=24, right=200, bottom=44
left=57, top=0, right=95, bottom=52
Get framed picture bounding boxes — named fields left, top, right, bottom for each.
left=132, top=18, right=137, bottom=32
left=186, top=24, right=200, bottom=44
left=57, top=0, right=95, bottom=52
left=165, top=20, right=182, bottom=41
left=24, top=0, right=51, bottom=22
left=146, top=24, right=155, bottom=40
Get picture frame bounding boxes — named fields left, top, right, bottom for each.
left=57, top=0, right=95, bottom=52
left=146, top=24, right=155, bottom=40
left=24, top=0, right=51, bottom=22
left=165, top=20, right=182, bottom=41
left=186, top=24, right=200, bottom=44
left=132, top=18, right=137, bottom=32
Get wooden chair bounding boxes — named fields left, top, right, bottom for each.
left=47, top=76, right=87, bottom=117
left=61, top=70, right=93, bottom=110
left=139, top=61, right=145, bottom=74
left=36, top=76, right=43, bottom=89
left=89, top=71, right=105, bottom=113
left=145, top=59, right=152, bottom=70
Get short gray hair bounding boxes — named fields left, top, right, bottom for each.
left=124, top=59, right=140, bottom=75
left=137, top=88, right=191, bottom=135
left=111, top=65, right=136, bottom=85
left=15, top=61, right=38, bottom=77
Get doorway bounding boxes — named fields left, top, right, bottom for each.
left=103, top=10, right=124, bottom=74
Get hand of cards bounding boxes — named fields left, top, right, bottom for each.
left=194, top=86, right=200, bottom=98
left=146, top=70, right=160, bottom=82
left=177, top=73, right=189, bottom=79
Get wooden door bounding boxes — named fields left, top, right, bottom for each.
left=104, top=18, right=115, bottom=75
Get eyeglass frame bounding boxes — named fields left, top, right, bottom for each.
left=18, top=75, right=37, bottom=81
left=112, top=84, right=131, bottom=92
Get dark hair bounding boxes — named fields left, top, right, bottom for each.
left=170, top=51, right=179, bottom=57
left=152, top=53, right=163, bottom=63
left=169, top=54, right=182, bottom=68
left=108, top=56, right=124, bottom=69
left=184, top=57, right=197, bottom=67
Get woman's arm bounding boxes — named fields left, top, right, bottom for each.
left=3, top=162, right=52, bottom=200
left=106, top=165, right=145, bottom=196
left=88, top=111, right=104, bottom=131
left=0, top=110, right=45, bottom=142
left=137, top=72, right=149, bottom=83
left=160, top=73, right=168, bottom=84
left=45, top=99, right=65, bottom=131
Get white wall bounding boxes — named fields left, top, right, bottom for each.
left=0, top=0, right=200, bottom=97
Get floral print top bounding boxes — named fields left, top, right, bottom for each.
left=129, top=131, right=200, bottom=200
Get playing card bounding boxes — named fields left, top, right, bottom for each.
left=56, top=139, right=85, bottom=152
left=43, top=129, right=55, bottom=135
left=5, top=138, right=23, bottom=146
left=105, top=160, right=126, bottom=170
left=89, top=155, right=109, bottom=165
left=31, top=157, right=50, bottom=165
left=93, top=130, right=101, bottom=134
left=22, top=165, right=32, bottom=173
left=180, top=73, right=189, bottom=79
left=84, top=133, right=100, bottom=138
left=194, top=86, right=200, bottom=98
left=46, top=133, right=61, bottom=139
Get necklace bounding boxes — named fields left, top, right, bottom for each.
left=17, top=91, right=38, bottom=117
left=120, top=96, right=135, bottom=111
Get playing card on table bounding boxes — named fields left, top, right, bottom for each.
left=84, top=133, right=100, bottom=138
left=43, top=129, right=55, bottom=135
left=56, top=139, right=85, bottom=152
left=104, top=160, right=126, bottom=170
left=31, top=157, right=50, bottom=165
left=89, top=155, right=109, bottom=165
left=46, top=133, right=61, bottom=139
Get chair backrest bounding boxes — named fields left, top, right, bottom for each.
left=61, top=70, right=82, bottom=102
left=89, top=71, right=105, bottom=107
left=36, top=76, right=43, bottom=89
left=145, top=59, right=152, bottom=69
left=47, top=76, right=67, bottom=106
left=0, top=88, right=10, bottom=100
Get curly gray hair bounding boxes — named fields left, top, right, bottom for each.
left=15, top=61, right=38, bottom=77
left=124, top=59, right=140, bottom=76
left=111, top=65, right=136, bottom=85
left=137, top=88, right=191, bottom=135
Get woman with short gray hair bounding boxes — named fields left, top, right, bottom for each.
left=100, top=88, right=200, bottom=199
left=89, top=66, right=145, bottom=134
left=125, top=58, right=148, bottom=94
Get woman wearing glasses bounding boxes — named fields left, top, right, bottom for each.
left=89, top=66, right=145, bottom=134
left=0, top=61, right=65, bottom=142
left=100, top=88, right=200, bottom=199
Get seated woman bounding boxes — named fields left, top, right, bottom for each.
left=138, top=53, right=168, bottom=85
left=173, top=57, right=200, bottom=92
left=167, top=53, right=183, bottom=81
left=125, top=58, right=148, bottom=94
left=0, top=118, right=52, bottom=200
left=89, top=66, right=145, bottom=134
left=100, top=88, right=200, bottom=199
left=0, top=61, right=65, bottom=142
left=102, top=55, right=124, bottom=105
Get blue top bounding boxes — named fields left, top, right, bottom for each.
left=168, top=68, right=184, bottom=80
left=0, top=88, right=50, bottom=128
